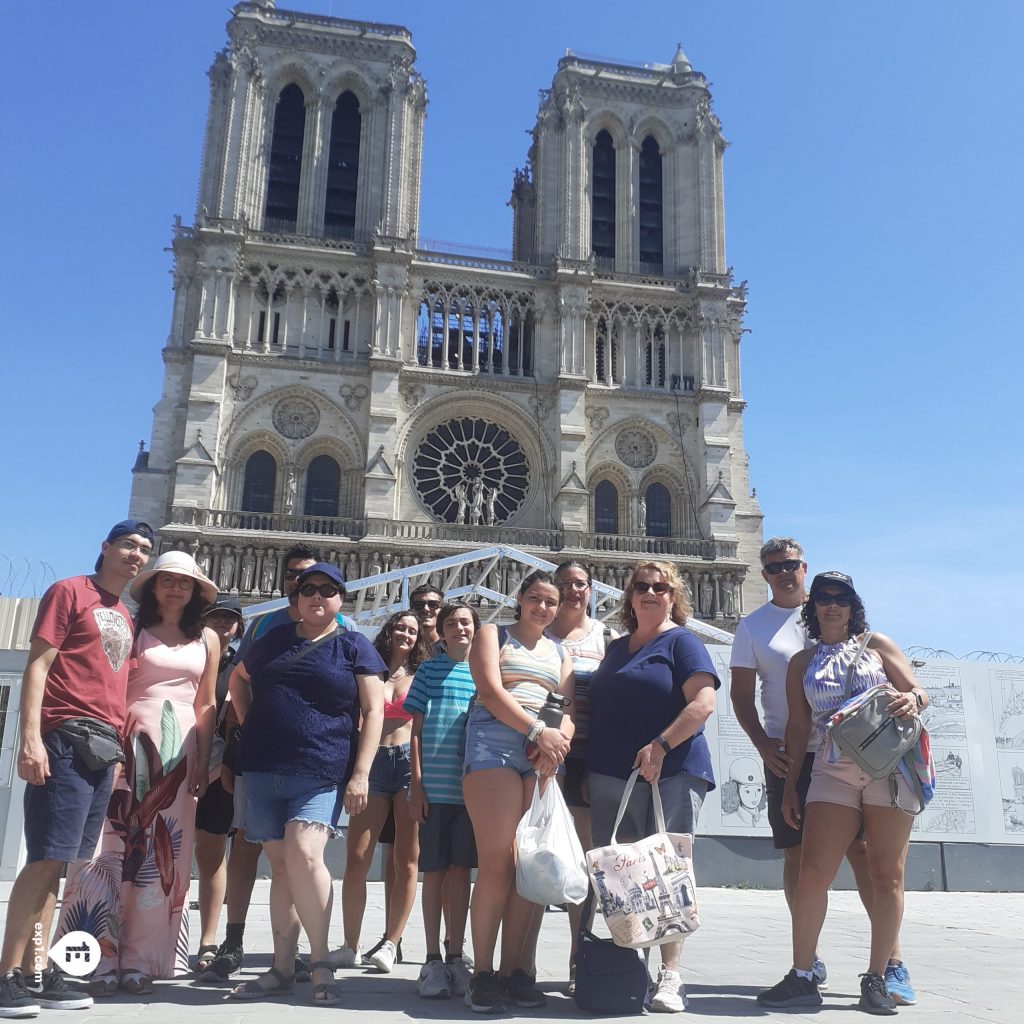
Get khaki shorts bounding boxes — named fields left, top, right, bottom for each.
left=806, top=752, right=914, bottom=810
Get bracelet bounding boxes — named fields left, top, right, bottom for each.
left=526, top=719, right=545, bottom=743
left=655, top=734, right=672, bottom=755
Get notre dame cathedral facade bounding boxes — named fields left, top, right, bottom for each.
left=129, top=0, right=764, bottom=621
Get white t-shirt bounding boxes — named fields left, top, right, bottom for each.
left=729, top=601, right=813, bottom=742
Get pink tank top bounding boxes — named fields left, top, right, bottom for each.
left=128, top=628, right=206, bottom=706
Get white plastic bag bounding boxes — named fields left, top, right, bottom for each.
left=515, top=775, right=588, bottom=906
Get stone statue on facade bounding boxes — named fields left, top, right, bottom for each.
left=240, top=548, right=255, bottom=593
left=453, top=480, right=468, bottom=524
left=197, top=544, right=212, bottom=579
left=347, top=551, right=360, bottom=582
left=285, top=468, right=298, bottom=514
left=485, top=487, right=498, bottom=526
left=700, top=573, right=714, bottom=617
left=722, top=576, right=736, bottom=617
left=470, top=480, right=484, bottom=526
left=638, top=496, right=647, bottom=532
left=506, top=564, right=522, bottom=598
left=262, top=548, right=278, bottom=598
left=218, top=546, right=236, bottom=591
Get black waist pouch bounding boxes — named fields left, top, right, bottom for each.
left=55, top=718, right=125, bottom=772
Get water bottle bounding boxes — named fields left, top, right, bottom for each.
left=537, top=692, right=570, bottom=731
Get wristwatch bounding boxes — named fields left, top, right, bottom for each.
left=655, top=734, right=672, bottom=755
left=913, top=690, right=925, bottom=710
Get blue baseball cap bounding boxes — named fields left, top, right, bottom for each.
left=95, top=519, right=155, bottom=572
left=295, top=561, right=346, bottom=591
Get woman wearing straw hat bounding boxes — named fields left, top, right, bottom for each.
left=56, top=550, right=220, bottom=995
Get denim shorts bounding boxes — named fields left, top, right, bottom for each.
left=368, top=743, right=412, bottom=797
left=243, top=771, right=342, bottom=843
left=24, top=730, right=115, bottom=863
left=463, top=704, right=536, bottom=778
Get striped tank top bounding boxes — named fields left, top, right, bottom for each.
left=803, top=634, right=888, bottom=748
left=495, top=627, right=563, bottom=713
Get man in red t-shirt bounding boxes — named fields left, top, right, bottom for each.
left=0, top=520, right=154, bottom=1017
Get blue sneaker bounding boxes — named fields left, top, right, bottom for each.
left=812, top=958, right=829, bottom=991
left=884, top=960, right=917, bottom=1006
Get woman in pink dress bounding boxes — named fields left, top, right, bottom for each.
left=57, top=551, right=219, bottom=994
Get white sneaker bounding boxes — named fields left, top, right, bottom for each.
left=367, top=940, right=397, bottom=974
left=650, top=966, right=686, bottom=1013
left=446, top=957, right=472, bottom=996
left=327, top=945, right=359, bottom=969
left=417, top=960, right=451, bottom=999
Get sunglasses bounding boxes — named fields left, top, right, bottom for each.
left=633, top=580, right=673, bottom=595
left=116, top=539, right=153, bottom=557
left=298, top=583, right=341, bottom=598
left=763, top=559, right=803, bottom=576
left=284, top=568, right=306, bottom=580
left=412, top=600, right=441, bottom=611
left=813, top=591, right=852, bottom=608
left=557, top=579, right=590, bottom=591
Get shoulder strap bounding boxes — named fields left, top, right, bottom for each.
left=261, top=627, right=340, bottom=685
left=841, top=631, right=873, bottom=700
left=497, top=624, right=509, bottom=648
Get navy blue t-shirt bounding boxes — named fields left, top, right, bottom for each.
left=238, top=624, right=387, bottom=783
left=587, top=626, right=720, bottom=790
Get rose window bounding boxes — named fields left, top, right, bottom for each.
left=413, top=417, right=530, bottom=525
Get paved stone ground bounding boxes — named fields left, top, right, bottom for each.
left=5, top=882, right=1022, bottom=1023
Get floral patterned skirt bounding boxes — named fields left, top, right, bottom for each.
left=56, top=697, right=197, bottom=978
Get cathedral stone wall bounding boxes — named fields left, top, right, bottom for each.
left=129, top=1, right=763, bottom=623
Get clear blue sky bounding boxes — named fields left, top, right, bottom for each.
left=2, top=1, right=1021, bottom=656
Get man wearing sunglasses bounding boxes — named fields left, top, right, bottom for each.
left=409, top=584, right=444, bottom=650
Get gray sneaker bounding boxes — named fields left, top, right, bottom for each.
left=0, top=972, right=40, bottom=1019
left=24, top=969, right=91, bottom=1011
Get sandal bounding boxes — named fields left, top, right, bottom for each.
left=120, top=973, right=154, bottom=995
left=309, top=961, right=340, bottom=1006
left=87, top=973, right=118, bottom=997
left=229, top=966, right=295, bottom=1000
left=194, top=944, right=219, bottom=973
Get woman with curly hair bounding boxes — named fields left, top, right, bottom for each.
left=587, top=560, right=719, bottom=1014
left=57, top=551, right=219, bottom=994
left=334, top=609, right=432, bottom=973
left=757, top=572, right=928, bottom=1015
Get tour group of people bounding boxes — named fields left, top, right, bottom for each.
left=0, top=523, right=927, bottom=1018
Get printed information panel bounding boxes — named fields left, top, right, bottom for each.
left=699, top=647, right=1024, bottom=845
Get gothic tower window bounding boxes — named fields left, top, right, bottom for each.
left=595, top=317, right=608, bottom=383
left=264, top=84, right=306, bottom=231
left=592, top=130, right=616, bottom=265
left=594, top=480, right=619, bottom=534
left=304, top=455, right=341, bottom=517
left=644, top=482, right=672, bottom=537
left=324, top=91, right=361, bottom=240
left=241, top=450, right=277, bottom=512
left=638, top=136, right=663, bottom=272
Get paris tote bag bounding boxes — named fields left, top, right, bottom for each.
left=585, top=768, right=700, bottom=949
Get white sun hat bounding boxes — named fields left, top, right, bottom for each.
left=129, top=549, right=218, bottom=605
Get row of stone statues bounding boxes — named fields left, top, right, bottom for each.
left=451, top=479, right=499, bottom=526
left=184, top=540, right=740, bottom=617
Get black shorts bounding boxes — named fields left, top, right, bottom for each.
left=563, top=758, right=589, bottom=809
left=24, top=731, right=115, bottom=863
left=196, top=777, right=235, bottom=835
left=418, top=803, right=477, bottom=872
left=764, top=752, right=816, bottom=849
